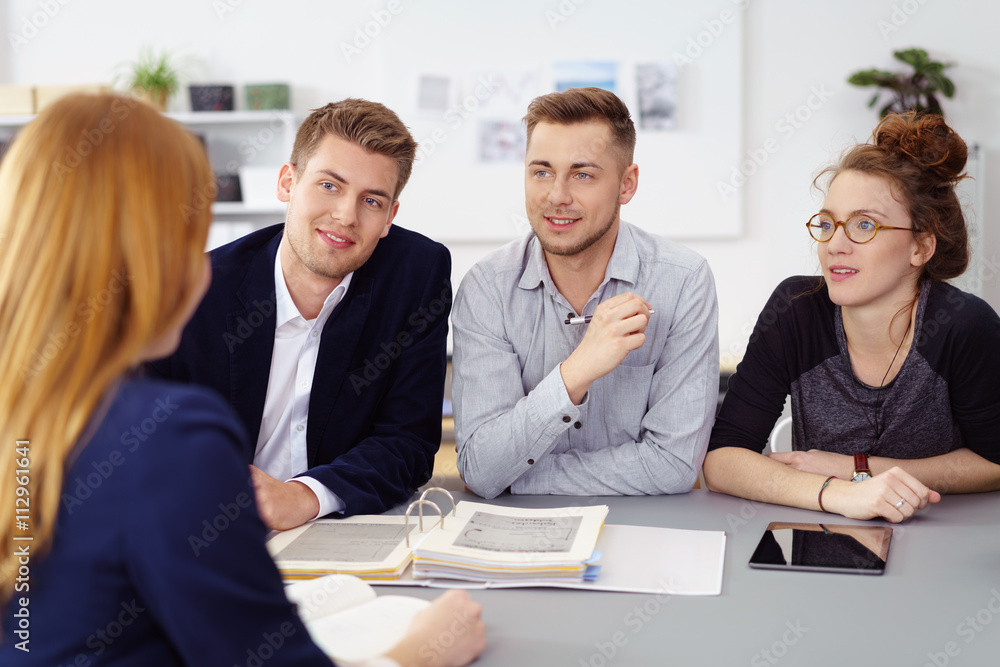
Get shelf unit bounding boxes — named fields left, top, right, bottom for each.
left=0, top=110, right=296, bottom=222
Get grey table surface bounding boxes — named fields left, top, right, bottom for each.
left=379, top=488, right=1000, bottom=667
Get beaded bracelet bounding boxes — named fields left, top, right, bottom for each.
left=818, top=475, right=837, bottom=513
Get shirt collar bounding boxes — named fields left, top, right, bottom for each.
left=273, top=248, right=354, bottom=328
left=517, top=221, right=640, bottom=293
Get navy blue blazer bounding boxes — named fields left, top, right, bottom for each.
left=150, top=223, right=451, bottom=516
left=0, top=377, right=332, bottom=666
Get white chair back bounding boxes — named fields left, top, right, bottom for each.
left=768, top=416, right=794, bottom=453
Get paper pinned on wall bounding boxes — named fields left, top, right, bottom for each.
left=636, top=62, right=678, bottom=131
left=553, top=61, right=618, bottom=94
left=477, top=120, right=525, bottom=163
left=414, top=73, right=457, bottom=118
left=471, top=69, right=543, bottom=115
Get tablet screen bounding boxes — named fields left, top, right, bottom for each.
left=748, top=522, right=892, bottom=575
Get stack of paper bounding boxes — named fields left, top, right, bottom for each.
left=267, top=516, right=416, bottom=580
left=411, top=502, right=608, bottom=583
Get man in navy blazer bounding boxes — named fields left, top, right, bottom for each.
left=151, top=99, right=449, bottom=529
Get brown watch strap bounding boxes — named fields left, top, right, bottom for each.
left=854, top=452, right=871, bottom=475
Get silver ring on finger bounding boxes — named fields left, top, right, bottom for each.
left=894, top=498, right=906, bottom=509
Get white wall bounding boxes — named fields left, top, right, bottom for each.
left=3, top=0, right=997, bottom=363
left=715, top=0, right=1000, bottom=365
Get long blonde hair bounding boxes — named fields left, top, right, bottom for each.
left=0, top=93, right=215, bottom=602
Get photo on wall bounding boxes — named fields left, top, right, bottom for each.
left=415, top=74, right=456, bottom=117
left=635, top=62, right=678, bottom=131
left=477, top=120, right=525, bottom=163
left=553, top=61, right=618, bottom=94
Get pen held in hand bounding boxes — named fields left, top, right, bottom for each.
left=564, top=310, right=654, bottom=325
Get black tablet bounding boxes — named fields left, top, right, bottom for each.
left=748, top=522, right=892, bottom=575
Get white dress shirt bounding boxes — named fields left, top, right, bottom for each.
left=254, top=250, right=353, bottom=518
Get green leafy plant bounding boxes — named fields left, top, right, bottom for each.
left=847, top=48, right=956, bottom=118
left=118, top=47, right=181, bottom=111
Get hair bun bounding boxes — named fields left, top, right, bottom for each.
left=873, top=112, right=967, bottom=183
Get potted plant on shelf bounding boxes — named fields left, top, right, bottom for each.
left=847, top=48, right=956, bottom=118
left=119, top=47, right=180, bottom=112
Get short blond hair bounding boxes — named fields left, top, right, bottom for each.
left=523, top=87, right=636, bottom=168
left=291, top=98, right=417, bottom=200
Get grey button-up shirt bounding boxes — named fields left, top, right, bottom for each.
left=453, top=222, right=719, bottom=499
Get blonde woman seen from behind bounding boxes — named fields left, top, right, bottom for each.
left=0, top=93, right=484, bottom=667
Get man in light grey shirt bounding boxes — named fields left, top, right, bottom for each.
left=453, top=87, right=719, bottom=499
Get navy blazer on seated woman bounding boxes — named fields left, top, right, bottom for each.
left=0, top=377, right=333, bottom=666
left=149, top=223, right=451, bottom=516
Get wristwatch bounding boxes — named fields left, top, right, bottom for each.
left=852, top=453, right=872, bottom=482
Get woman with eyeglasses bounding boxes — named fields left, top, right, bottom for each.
left=703, top=112, right=1000, bottom=522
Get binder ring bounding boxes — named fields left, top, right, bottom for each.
left=404, top=499, right=443, bottom=547
left=418, top=487, right=457, bottom=518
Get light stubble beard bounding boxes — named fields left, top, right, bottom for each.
left=531, top=202, right=620, bottom=257
left=285, top=221, right=362, bottom=281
